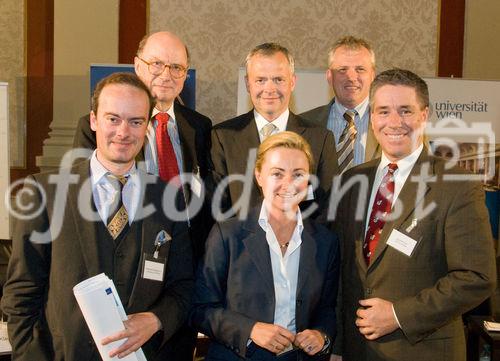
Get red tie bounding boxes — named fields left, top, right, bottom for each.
left=155, top=112, right=180, bottom=184
left=363, top=163, right=398, bottom=264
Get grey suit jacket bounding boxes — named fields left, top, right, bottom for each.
left=300, top=99, right=380, bottom=163
left=333, top=150, right=496, bottom=361
left=210, top=110, right=339, bottom=217
left=190, top=207, right=340, bottom=360
left=1, top=160, right=194, bottom=361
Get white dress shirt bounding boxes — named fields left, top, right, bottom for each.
left=254, top=109, right=290, bottom=142
left=90, top=150, right=141, bottom=224
left=258, top=201, right=303, bottom=334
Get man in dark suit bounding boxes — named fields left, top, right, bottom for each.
left=331, top=69, right=496, bottom=361
left=301, top=36, right=380, bottom=172
left=211, top=43, right=338, bottom=219
left=74, top=32, right=212, bottom=359
left=74, top=31, right=212, bottom=261
left=2, top=73, right=194, bottom=361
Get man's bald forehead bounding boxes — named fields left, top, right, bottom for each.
left=136, top=31, right=190, bottom=64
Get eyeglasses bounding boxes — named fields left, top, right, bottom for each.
left=136, top=56, right=187, bottom=79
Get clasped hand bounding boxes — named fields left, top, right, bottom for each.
left=250, top=322, right=325, bottom=356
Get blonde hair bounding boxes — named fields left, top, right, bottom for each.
left=255, top=131, right=314, bottom=172
left=328, top=35, right=375, bottom=69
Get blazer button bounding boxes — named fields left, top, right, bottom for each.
left=365, top=288, right=372, bottom=295
left=296, top=299, right=303, bottom=306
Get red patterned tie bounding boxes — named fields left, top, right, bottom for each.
left=363, top=163, right=398, bottom=264
left=155, top=112, right=180, bottom=184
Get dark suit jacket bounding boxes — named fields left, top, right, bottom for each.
left=190, top=207, right=340, bottom=360
left=300, top=99, right=380, bottom=163
left=1, top=160, right=194, bottom=361
left=333, top=150, right=496, bottom=361
left=210, top=110, right=339, bottom=218
left=73, top=102, right=213, bottom=261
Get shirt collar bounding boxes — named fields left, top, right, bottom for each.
left=333, top=96, right=369, bottom=119
left=258, top=200, right=304, bottom=234
left=90, top=150, right=137, bottom=187
left=254, top=108, right=289, bottom=134
left=152, top=102, right=176, bottom=125
left=379, top=143, right=424, bottom=174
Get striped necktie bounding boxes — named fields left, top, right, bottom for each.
left=337, top=110, right=358, bottom=173
left=106, top=174, right=129, bottom=240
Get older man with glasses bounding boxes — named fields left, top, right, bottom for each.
left=73, top=31, right=213, bottom=361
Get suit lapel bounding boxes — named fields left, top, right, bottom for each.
left=368, top=151, right=434, bottom=271
left=242, top=210, right=274, bottom=293
left=353, top=164, right=378, bottom=275
left=296, top=222, right=316, bottom=295
left=317, top=100, right=334, bottom=128
left=286, top=112, right=307, bottom=136
left=365, top=118, right=380, bottom=162
left=174, top=106, right=194, bottom=174
left=127, top=176, right=164, bottom=310
left=70, top=161, right=102, bottom=276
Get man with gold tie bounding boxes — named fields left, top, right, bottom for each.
left=2, top=73, right=194, bottom=361
left=73, top=31, right=212, bottom=359
left=211, top=43, right=338, bottom=219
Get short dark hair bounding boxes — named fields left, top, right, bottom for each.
left=370, top=68, right=429, bottom=109
left=91, top=72, right=155, bottom=118
left=245, top=42, right=295, bottom=74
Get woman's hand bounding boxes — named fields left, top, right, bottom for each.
left=250, top=322, right=295, bottom=354
left=294, top=329, right=325, bottom=355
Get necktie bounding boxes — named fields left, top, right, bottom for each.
left=107, top=174, right=129, bottom=240
left=155, top=112, right=180, bottom=183
left=337, top=110, right=358, bottom=173
left=363, top=163, right=398, bottom=264
left=261, top=122, right=277, bottom=140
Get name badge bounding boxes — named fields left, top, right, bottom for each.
left=142, top=254, right=166, bottom=282
left=305, top=184, right=315, bottom=201
left=386, top=229, right=417, bottom=257
left=0, top=321, right=12, bottom=353
left=191, top=173, right=202, bottom=198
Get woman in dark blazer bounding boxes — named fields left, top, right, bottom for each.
left=191, top=131, right=340, bottom=360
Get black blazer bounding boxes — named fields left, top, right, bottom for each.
left=210, top=110, right=339, bottom=218
left=1, top=160, right=194, bottom=361
left=190, top=207, right=340, bottom=360
left=73, top=102, right=213, bottom=261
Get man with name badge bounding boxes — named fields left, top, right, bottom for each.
left=331, top=68, right=496, bottom=361
left=2, top=73, right=194, bottom=361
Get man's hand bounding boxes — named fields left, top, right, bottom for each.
left=250, top=322, right=295, bottom=354
left=294, top=329, right=324, bottom=356
left=101, top=312, right=162, bottom=359
left=330, top=355, right=343, bottom=361
left=355, top=298, right=399, bottom=340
